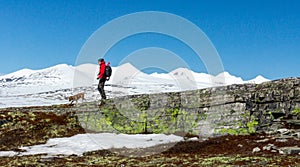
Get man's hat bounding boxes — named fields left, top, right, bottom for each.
left=98, top=58, right=104, bottom=62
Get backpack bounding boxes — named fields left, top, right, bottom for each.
left=105, top=65, right=112, bottom=77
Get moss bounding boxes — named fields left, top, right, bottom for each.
left=218, top=127, right=249, bottom=135
left=247, top=116, right=258, bottom=134
left=93, top=99, right=202, bottom=134
left=292, top=108, right=300, bottom=115
left=217, top=115, right=258, bottom=135
left=130, top=95, right=150, bottom=111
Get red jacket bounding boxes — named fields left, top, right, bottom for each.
left=98, top=61, right=106, bottom=79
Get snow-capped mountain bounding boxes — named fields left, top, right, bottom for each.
left=0, top=63, right=270, bottom=108
left=246, top=75, right=269, bottom=84
left=0, top=64, right=74, bottom=95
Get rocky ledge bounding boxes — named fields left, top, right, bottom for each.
left=81, top=77, right=300, bottom=138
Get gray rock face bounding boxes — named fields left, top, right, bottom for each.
left=77, top=78, right=300, bottom=137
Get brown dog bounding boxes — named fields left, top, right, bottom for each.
left=69, top=92, right=86, bottom=104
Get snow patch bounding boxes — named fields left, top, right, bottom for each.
left=0, top=133, right=183, bottom=158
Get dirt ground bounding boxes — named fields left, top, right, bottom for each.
left=0, top=106, right=300, bottom=166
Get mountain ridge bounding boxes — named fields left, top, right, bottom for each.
left=0, top=63, right=269, bottom=84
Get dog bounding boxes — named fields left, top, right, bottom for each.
left=69, top=92, right=86, bottom=105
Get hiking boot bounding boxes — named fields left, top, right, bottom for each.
left=98, top=100, right=106, bottom=107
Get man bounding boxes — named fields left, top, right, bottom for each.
left=97, top=58, right=107, bottom=106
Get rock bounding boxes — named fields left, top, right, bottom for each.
left=263, top=144, right=275, bottom=151
left=285, top=120, right=300, bottom=128
left=252, top=147, right=261, bottom=153
left=276, top=138, right=288, bottom=142
left=279, top=147, right=300, bottom=155
left=95, top=78, right=300, bottom=135
left=0, top=120, right=8, bottom=127
left=265, top=130, right=277, bottom=135
left=277, top=128, right=290, bottom=135
left=256, top=138, right=269, bottom=143
left=292, top=132, right=300, bottom=138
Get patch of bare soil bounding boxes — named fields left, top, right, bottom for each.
left=0, top=108, right=85, bottom=151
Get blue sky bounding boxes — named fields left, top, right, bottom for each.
left=0, top=0, right=299, bottom=80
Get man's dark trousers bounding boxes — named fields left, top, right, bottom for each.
left=98, top=78, right=106, bottom=101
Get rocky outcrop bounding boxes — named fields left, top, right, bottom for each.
left=5, top=78, right=298, bottom=137
left=71, top=78, right=299, bottom=137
